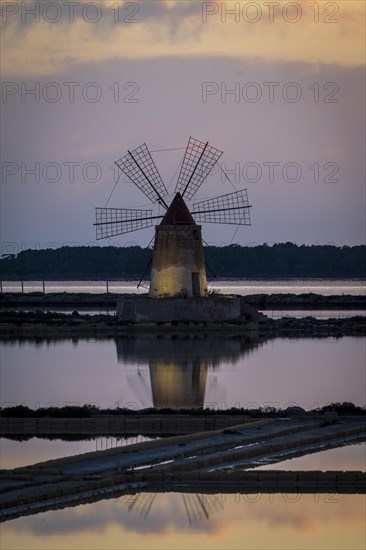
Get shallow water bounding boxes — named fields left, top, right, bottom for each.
left=253, top=442, right=366, bottom=471
left=0, top=434, right=154, bottom=470
left=1, top=278, right=365, bottom=295
left=1, top=336, right=365, bottom=412
left=1, top=333, right=365, bottom=547
left=1, top=492, right=365, bottom=549
left=261, top=309, right=366, bottom=319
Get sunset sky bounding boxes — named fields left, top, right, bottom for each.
left=1, top=0, right=365, bottom=252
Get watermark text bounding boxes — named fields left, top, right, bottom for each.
left=202, top=81, right=339, bottom=103
left=1, top=2, right=139, bottom=24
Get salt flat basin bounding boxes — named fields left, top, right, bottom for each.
left=1, top=336, right=365, bottom=410
left=0, top=416, right=365, bottom=524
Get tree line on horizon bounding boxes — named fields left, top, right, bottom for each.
left=0, top=243, right=365, bottom=279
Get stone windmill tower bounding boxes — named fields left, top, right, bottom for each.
left=149, top=192, right=207, bottom=298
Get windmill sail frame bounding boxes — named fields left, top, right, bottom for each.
left=95, top=207, right=162, bottom=239
left=175, top=137, right=223, bottom=200
left=192, top=189, right=251, bottom=225
left=115, top=143, right=168, bottom=208
left=95, top=139, right=252, bottom=245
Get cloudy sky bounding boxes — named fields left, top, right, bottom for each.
left=1, top=0, right=365, bottom=254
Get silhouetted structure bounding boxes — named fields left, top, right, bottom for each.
left=94, top=137, right=251, bottom=297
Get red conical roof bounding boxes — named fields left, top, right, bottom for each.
left=160, top=193, right=196, bottom=225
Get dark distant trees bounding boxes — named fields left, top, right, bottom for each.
left=204, top=243, right=366, bottom=278
left=0, top=243, right=365, bottom=279
left=0, top=246, right=151, bottom=279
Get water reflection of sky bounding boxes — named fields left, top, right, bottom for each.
left=0, top=435, right=152, bottom=470
left=1, top=278, right=365, bottom=296
left=1, top=336, right=365, bottom=548
left=1, top=336, right=365, bottom=410
left=253, top=443, right=366, bottom=471
left=262, top=309, right=366, bottom=319
left=1, top=493, right=365, bottom=550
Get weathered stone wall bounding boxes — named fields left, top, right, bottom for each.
left=116, top=296, right=241, bottom=322
left=149, top=225, right=207, bottom=297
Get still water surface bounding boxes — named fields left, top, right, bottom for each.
left=253, top=443, right=366, bottom=471
left=1, top=336, right=364, bottom=411
left=0, top=435, right=154, bottom=470
left=1, top=334, right=365, bottom=549
left=1, top=492, right=365, bottom=550
left=2, top=278, right=365, bottom=295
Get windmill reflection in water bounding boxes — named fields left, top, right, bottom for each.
left=115, top=336, right=264, bottom=410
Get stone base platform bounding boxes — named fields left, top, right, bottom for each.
left=116, top=296, right=241, bottom=322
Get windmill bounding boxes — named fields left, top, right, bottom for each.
left=94, top=137, right=251, bottom=299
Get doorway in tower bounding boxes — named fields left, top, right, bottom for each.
left=191, top=272, right=200, bottom=297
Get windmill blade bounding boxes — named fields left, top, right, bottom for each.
left=192, top=190, right=251, bottom=225
left=115, top=143, right=169, bottom=208
left=175, top=137, right=223, bottom=200
left=94, top=207, right=162, bottom=239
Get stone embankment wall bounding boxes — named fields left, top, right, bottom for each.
left=117, top=297, right=241, bottom=322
